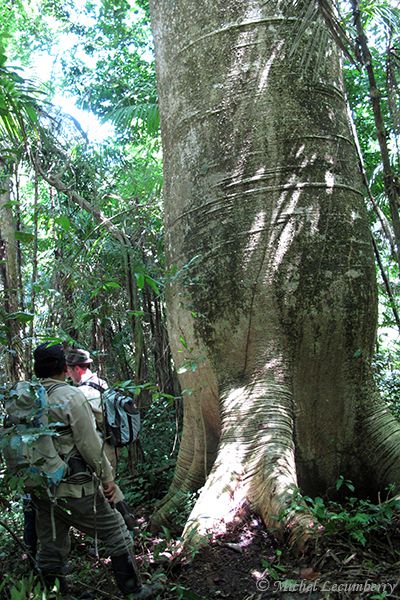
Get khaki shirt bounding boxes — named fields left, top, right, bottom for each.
left=78, top=369, right=108, bottom=430
left=41, top=378, right=113, bottom=498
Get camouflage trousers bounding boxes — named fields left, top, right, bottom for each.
left=32, top=489, right=133, bottom=576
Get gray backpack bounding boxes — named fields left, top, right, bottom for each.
left=83, top=382, right=141, bottom=448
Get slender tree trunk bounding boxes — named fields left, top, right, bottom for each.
left=113, top=319, right=133, bottom=380
left=386, top=31, right=400, bottom=147
left=348, top=104, right=400, bottom=333
left=90, top=297, right=106, bottom=374
left=351, top=0, right=400, bottom=270
left=0, top=169, right=24, bottom=380
left=149, top=0, right=400, bottom=546
left=26, top=172, right=40, bottom=376
left=143, top=283, right=179, bottom=397
left=124, top=248, right=148, bottom=385
left=13, top=165, right=25, bottom=313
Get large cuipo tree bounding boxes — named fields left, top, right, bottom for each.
left=149, top=0, right=400, bottom=545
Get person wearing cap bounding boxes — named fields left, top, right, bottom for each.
left=66, top=348, right=135, bottom=530
left=32, top=342, right=155, bottom=599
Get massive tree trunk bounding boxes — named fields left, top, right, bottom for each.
left=149, top=0, right=400, bottom=545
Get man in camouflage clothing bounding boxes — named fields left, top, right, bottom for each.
left=32, top=343, right=154, bottom=599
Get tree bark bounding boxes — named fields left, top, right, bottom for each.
left=27, top=172, right=40, bottom=376
left=149, top=0, right=400, bottom=546
left=0, top=169, right=24, bottom=380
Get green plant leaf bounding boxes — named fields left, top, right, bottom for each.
left=135, top=272, right=145, bottom=289
left=145, top=274, right=160, bottom=294
left=15, top=231, right=34, bottom=243
left=55, top=215, right=71, bottom=231
left=6, top=311, right=34, bottom=323
left=103, top=281, right=121, bottom=290
left=127, top=310, right=145, bottom=317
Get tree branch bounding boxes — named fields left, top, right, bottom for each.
left=31, top=152, right=132, bottom=248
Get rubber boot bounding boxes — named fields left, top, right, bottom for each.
left=115, top=500, right=136, bottom=531
left=111, top=553, right=155, bottom=599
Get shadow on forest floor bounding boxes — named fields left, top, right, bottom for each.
left=1, top=506, right=400, bottom=599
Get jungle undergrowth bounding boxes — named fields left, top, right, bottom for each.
left=280, top=477, right=400, bottom=548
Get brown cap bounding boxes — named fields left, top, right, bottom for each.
left=66, top=348, right=93, bottom=366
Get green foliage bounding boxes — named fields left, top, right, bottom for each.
left=51, top=0, right=158, bottom=142
left=0, top=62, right=44, bottom=156
left=281, top=482, right=400, bottom=547
left=118, top=392, right=179, bottom=506
left=0, top=569, right=65, bottom=599
left=261, top=551, right=287, bottom=582
left=0, top=573, right=40, bottom=600
left=373, top=341, right=400, bottom=418
left=340, top=0, right=400, bottom=334
left=0, top=0, right=165, bottom=386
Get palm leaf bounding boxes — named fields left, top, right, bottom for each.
left=288, top=0, right=357, bottom=75
left=104, top=101, right=160, bottom=136
left=0, top=64, right=44, bottom=150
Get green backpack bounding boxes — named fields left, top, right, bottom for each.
left=0, top=381, right=68, bottom=489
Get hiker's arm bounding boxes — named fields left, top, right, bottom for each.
left=67, top=389, right=114, bottom=484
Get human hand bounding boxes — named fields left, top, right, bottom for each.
left=102, top=481, right=117, bottom=505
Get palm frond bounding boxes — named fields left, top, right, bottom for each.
left=104, top=101, right=160, bottom=136
left=366, top=3, right=400, bottom=31
left=288, top=0, right=357, bottom=77
left=317, top=0, right=357, bottom=65
left=0, top=64, right=45, bottom=155
left=288, top=0, right=320, bottom=59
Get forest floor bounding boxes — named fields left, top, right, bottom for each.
left=1, top=502, right=400, bottom=600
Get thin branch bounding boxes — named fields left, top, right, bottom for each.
left=32, top=151, right=132, bottom=248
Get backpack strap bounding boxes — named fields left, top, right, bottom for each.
left=79, top=381, right=107, bottom=394
left=46, top=383, right=68, bottom=396
left=45, top=382, right=73, bottom=436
